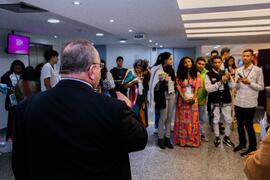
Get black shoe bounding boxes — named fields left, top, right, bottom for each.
left=157, top=139, right=165, bottom=149
left=214, top=137, right=221, bottom=147
left=223, top=136, right=235, bottom=147
left=240, top=148, right=256, bottom=157
left=201, top=135, right=209, bottom=142
left=164, top=137, right=174, bottom=149
left=233, top=144, right=246, bottom=152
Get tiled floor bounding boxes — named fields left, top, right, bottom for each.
left=0, top=122, right=249, bottom=180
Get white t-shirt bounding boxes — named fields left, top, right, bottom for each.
left=40, top=62, right=60, bottom=92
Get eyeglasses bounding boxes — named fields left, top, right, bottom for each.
left=92, top=62, right=104, bottom=69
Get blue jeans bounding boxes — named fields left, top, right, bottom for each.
left=155, top=109, right=160, bottom=129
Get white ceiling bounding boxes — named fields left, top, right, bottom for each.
left=0, top=0, right=270, bottom=48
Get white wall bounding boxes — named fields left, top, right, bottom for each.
left=0, top=29, right=64, bottom=129
left=106, top=44, right=152, bottom=70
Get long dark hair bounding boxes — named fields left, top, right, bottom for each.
left=225, top=56, right=237, bottom=69
left=101, top=59, right=108, bottom=80
left=177, top=56, right=197, bottom=81
left=153, top=52, right=172, bottom=66
left=10, top=59, right=25, bottom=73
left=21, top=66, right=36, bottom=81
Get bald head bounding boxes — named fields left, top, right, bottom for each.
left=60, top=39, right=100, bottom=74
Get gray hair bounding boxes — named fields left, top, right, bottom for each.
left=60, top=39, right=98, bottom=74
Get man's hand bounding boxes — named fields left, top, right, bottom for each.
left=221, top=74, right=229, bottom=83
left=241, top=78, right=251, bottom=85
left=237, top=78, right=243, bottom=83
left=116, top=91, right=131, bottom=108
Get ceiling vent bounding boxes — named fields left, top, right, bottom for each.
left=0, top=2, right=47, bottom=13
left=134, top=33, right=146, bottom=40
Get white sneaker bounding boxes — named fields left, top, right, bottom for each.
left=153, top=128, right=158, bottom=135
left=0, top=140, right=12, bottom=153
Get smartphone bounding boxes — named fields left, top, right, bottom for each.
left=238, top=73, right=243, bottom=78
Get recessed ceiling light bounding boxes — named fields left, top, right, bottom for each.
left=72, top=1, right=81, bottom=5
left=149, top=39, right=153, bottom=43
left=160, top=45, right=163, bottom=48
left=54, top=35, right=58, bottom=39
left=182, top=8, right=270, bottom=21
left=155, top=43, right=158, bottom=46
left=96, top=33, right=104, bottom=36
left=48, top=19, right=60, bottom=23
left=109, top=19, right=115, bottom=23
left=186, top=26, right=270, bottom=33
left=128, top=29, right=133, bottom=33
left=184, top=19, right=270, bottom=28
left=187, top=31, right=270, bottom=38
left=120, top=40, right=127, bottom=43
left=91, top=42, right=95, bottom=45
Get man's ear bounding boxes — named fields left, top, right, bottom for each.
left=87, top=65, right=95, bottom=80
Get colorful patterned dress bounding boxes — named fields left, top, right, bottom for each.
left=123, top=69, right=148, bottom=127
left=174, top=74, right=202, bottom=147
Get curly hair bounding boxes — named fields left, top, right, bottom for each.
left=177, top=56, right=197, bottom=81
left=133, top=59, right=148, bottom=71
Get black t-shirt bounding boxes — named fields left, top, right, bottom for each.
left=110, top=67, right=128, bottom=95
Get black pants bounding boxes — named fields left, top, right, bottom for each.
left=235, top=106, right=257, bottom=150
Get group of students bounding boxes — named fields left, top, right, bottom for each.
left=0, top=49, right=59, bottom=155
left=104, top=48, right=264, bottom=158
left=0, top=46, right=265, bottom=158
left=0, top=39, right=268, bottom=179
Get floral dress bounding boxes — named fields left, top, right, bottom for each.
left=174, top=74, right=202, bottom=147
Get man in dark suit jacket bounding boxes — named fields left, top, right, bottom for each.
left=12, top=39, right=148, bottom=180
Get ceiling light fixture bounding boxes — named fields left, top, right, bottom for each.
left=186, top=26, right=270, bottom=34
left=120, top=40, right=127, bottom=43
left=155, top=43, right=158, bottom=46
left=177, top=0, right=270, bottom=9
left=184, top=19, right=270, bottom=28
left=149, top=39, right=153, bottom=43
left=128, top=29, right=133, bottom=33
left=48, top=19, right=60, bottom=24
left=109, top=19, right=115, bottom=23
left=54, top=35, right=58, bottom=39
left=160, top=45, right=163, bottom=48
left=72, top=1, right=81, bottom=5
left=96, top=33, right=104, bottom=36
left=182, top=8, right=270, bottom=21
left=187, top=31, right=270, bottom=38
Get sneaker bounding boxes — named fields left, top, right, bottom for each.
left=164, top=137, right=174, bottom=149
left=223, top=136, right=235, bottom=147
left=214, top=137, right=221, bottom=147
left=153, top=128, right=158, bottom=135
left=201, top=135, right=209, bottom=142
left=240, top=148, right=256, bottom=157
left=233, top=144, right=246, bottom=152
left=157, top=138, right=165, bottom=149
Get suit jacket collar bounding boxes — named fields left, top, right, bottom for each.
left=55, top=79, right=95, bottom=92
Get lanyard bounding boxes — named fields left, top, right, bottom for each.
left=242, top=65, right=253, bottom=78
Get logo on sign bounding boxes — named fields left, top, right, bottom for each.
left=16, top=39, right=23, bottom=46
